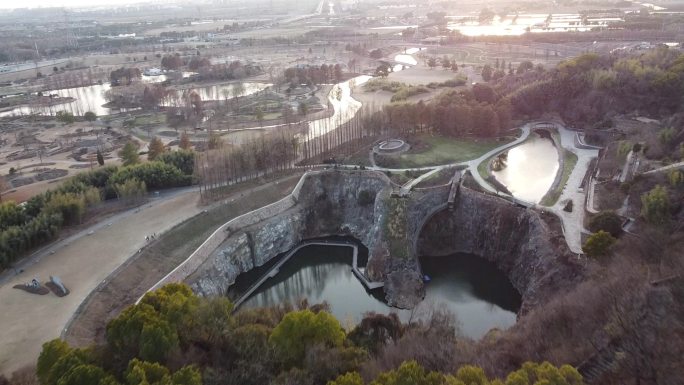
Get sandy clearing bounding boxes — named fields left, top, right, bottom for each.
left=0, top=190, right=201, bottom=375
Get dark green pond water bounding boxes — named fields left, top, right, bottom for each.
left=236, top=245, right=521, bottom=338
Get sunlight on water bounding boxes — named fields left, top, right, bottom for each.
left=447, top=13, right=624, bottom=36
left=491, top=134, right=559, bottom=203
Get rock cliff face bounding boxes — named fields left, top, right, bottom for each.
left=417, top=187, right=581, bottom=312
left=188, top=170, right=580, bottom=315
left=188, top=171, right=391, bottom=297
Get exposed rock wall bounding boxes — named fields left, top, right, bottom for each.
left=188, top=170, right=391, bottom=296
left=186, top=170, right=580, bottom=315
left=417, top=187, right=581, bottom=312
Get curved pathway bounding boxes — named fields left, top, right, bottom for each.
left=0, top=188, right=202, bottom=375
left=545, top=126, right=599, bottom=254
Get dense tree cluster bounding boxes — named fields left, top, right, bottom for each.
left=109, top=67, right=142, bottom=87
left=36, top=284, right=583, bottom=385
left=502, top=48, right=684, bottom=125
left=105, top=84, right=171, bottom=109
left=329, top=360, right=582, bottom=385
left=377, top=86, right=511, bottom=138
left=196, top=132, right=298, bottom=199
left=0, top=151, right=194, bottom=270
left=284, top=64, right=344, bottom=86
left=195, top=61, right=260, bottom=82
left=161, top=54, right=184, bottom=71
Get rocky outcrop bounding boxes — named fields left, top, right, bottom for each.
left=417, top=187, right=582, bottom=312
left=188, top=170, right=392, bottom=297
left=187, top=170, right=580, bottom=315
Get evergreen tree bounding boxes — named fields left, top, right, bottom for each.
left=119, top=142, right=140, bottom=166
left=96, top=150, right=105, bottom=166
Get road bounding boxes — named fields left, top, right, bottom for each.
left=0, top=188, right=202, bottom=375
left=546, top=126, right=599, bottom=254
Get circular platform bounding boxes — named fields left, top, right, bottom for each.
left=375, top=139, right=410, bottom=154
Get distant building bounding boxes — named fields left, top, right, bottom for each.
left=143, top=68, right=163, bottom=76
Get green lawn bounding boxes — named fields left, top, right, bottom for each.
left=376, top=135, right=513, bottom=168
left=414, top=165, right=466, bottom=188
left=343, top=150, right=372, bottom=167
left=540, top=149, right=579, bottom=207
left=477, top=156, right=492, bottom=180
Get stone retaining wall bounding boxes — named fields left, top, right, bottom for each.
left=143, top=194, right=298, bottom=298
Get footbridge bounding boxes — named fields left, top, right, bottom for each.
left=447, top=170, right=463, bottom=211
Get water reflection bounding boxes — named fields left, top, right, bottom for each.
left=239, top=245, right=388, bottom=324
left=301, top=75, right=371, bottom=141
left=238, top=245, right=520, bottom=338
left=446, top=13, right=623, bottom=36
left=491, top=133, right=559, bottom=203
left=0, top=81, right=268, bottom=117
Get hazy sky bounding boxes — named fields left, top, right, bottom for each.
left=0, top=0, right=147, bottom=9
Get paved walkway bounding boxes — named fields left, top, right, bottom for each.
left=547, top=126, right=600, bottom=254
left=400, top=168, right=441, bottom=193
left=0, top=190, right=202, bottom=375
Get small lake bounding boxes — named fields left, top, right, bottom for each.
left=445, top=13, right=623, bottom=36
left=393, top=47, right=422, bottom=72
left=235, top=244, right=520, bottom=338
left=491, top=133, right=559, bottom=203
left=0, top=80, right=268, bottom=117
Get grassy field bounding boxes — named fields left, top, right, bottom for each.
left=477, top=156, right=492, bottom=180
left=540, top=149, right=579, bottom=206
left=376, top=134, right=512, bottom=168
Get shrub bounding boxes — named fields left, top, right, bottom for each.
left=668, top=169, right=683, bottom=187
left=640, top=184, right=671, bottom=225
left=119, top=141, right=140, bottom=166
left=113, top=178, right=147, bottom=202
left=158, top=150, right=195, bottom=176
left=269, top=309, right=345, bottom=367
left=43, top=193, right=85, bottom=226
left=588, top=211, right=622, bottom=237
left=583, top=230, right=616, bottom=257
left=0, top=202, right=27, bottom=231
left=109, top=162, right=192, bottom=190
left=0, top=213, right=62, bottom=268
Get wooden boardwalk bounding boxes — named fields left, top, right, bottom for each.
left=233, top=240, right=383, bottom=309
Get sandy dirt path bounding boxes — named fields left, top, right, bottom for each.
left=0, top=190, right=202, bottom=375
